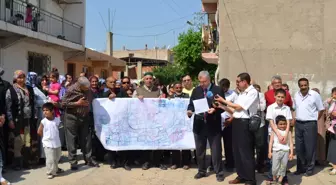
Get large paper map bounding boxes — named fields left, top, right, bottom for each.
left=92, top=98, right=195, bottom=151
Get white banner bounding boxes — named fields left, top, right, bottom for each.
left=93, top=98, right=195, bottom=151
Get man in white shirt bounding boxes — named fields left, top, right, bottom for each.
left=294, top=78, right=324, bottom=176
left=214, top=73, right=258, bottom=185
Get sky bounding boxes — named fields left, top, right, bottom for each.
left=85, top=0, right=202, bottom=52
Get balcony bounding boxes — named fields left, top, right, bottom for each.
left=0, top=0, right=82, bottom=45
left=202, top=24, right=219, bottom=64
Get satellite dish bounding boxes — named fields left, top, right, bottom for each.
left=167, top=45, right=170, bottom=49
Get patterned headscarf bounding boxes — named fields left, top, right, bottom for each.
left=26, top=72, right=38, bottom=87
left=58, top=74, right=65, bottom=84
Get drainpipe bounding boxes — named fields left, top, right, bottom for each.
left=215, top=61, right=219, bottom=85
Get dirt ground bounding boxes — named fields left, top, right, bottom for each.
left=3, top=152, right=336, bottom=185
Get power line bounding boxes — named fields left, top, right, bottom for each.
left=116, top=13, right=193, bottom=30
left=171, top=0, right=179, bottom=9
left=222, top=0, right=248, bottom=72
left=161, top=0, right=181, bottom=16
left=114, top=25, right=186, bottom=38
left=98, top=12, right=107, bottom=31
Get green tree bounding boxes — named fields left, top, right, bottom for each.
left=153, top=13, right=217, bottom=85
left=152, top=64, right=183, bottom=85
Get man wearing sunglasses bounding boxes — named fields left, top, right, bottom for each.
left=182, top=75, right=194, bottom=97
left=121, top=76, right=131, bottom=91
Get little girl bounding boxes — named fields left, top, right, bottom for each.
left=325, top=87, right=336, bottom=175
left=45, top=72, right=61, bottom=117
left=268, top=115, right=293, bottom=185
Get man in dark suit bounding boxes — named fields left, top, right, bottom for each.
left=187, top=71, right=224, bottom=182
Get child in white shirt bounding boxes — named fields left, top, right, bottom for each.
left=268, top=115, right=294, bottom=185
left=37, top=103, right=63, bottom=179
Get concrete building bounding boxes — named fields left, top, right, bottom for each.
left=113, top=47, right=173, bottom=80
left=202, top=0, right=336, bottom=97
left=0, top=0, right=125, bottom=81
left=0, top=0, right=85, bottom=81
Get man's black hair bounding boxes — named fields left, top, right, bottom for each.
left=237, top=73, right=251, bottom=84
left=298, top=78, right=309, bottom=86
left=122, top=76, right=131, bottom=82
left=332, top=87, right=336, bottom=94
left=219, top=78, right=230, bottom=88
left=275, top=115, right=287, bottom=125
left=275, top=88, right=287, bottom=97
left=42, top=102, right=54, bottom=112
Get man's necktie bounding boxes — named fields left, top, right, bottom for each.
left=204, top=88, right=207, bottom=122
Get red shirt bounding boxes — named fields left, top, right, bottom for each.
left=264, top=89, right=293, bottom=108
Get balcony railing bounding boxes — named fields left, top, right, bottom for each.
left=202, top=25, right=218, bottom=54
left=0, top=0, right=82, bottom=45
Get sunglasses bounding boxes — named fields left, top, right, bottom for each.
left=122, top=81, right=130, bottom=84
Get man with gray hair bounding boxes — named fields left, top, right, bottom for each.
left=187, top=71, right=225, bottom=182
left=61, top=76, right=99, bottom=170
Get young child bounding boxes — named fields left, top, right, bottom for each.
left=37, top=103, right=63, bottom=179
left=265, top=89, right=292, bottom=184
left=268, top=115, right=294, bottom=185
left=45, top=72, right=61, bottom=117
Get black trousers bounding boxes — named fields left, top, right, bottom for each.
left=141, top=150, right=165, bottom=166
left=295, top=120, right=317, bottom=174
left=89, top=114, right=106, bottom=162
left=232, top=118, right=256, bottom=184
left=222, top=124, right=234, bottom=168
left=253, top=125, right=267, bottom=170
left=194, top=132, right=223, bottom=175
left=64, top=113, right=92, bottom=164
left=108, top=151, right=132, bottom=165
left=171, top=150, right=191, bottom=166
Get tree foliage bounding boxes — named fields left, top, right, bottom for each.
left=153, top=29, right=217, bottom=85
left=153, top=12, right=217, bottom=85
left=152, top=64, right=183, bottom=85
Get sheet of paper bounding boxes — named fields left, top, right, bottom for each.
left=221, top=112, right=229, bottom=130
left=193, top=98, right=209, bottom=114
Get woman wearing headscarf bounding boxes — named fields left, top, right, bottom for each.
left=27, top=72, right=48, bottom=164
left=6, top=70, right=38, bottom=170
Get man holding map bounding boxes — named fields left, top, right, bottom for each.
left=187, top=71, right=225, bottom=182
left=132, top=72, right=167, bottom=170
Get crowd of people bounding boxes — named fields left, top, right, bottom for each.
left=0, top=67, right=335, bottom=185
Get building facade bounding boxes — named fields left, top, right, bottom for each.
left=0, top=0, right=85, bottom=81
left=113, top=48, right=172, bottom=80
left=202, top=0, right=336, bottom=98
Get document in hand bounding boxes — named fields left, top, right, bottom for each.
left=193, top=98, right=209, bottom=114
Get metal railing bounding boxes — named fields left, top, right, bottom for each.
left=0, top=0, right=82, bottom=45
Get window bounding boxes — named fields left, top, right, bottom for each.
left=5, top=0, right=12, bottom=9
left=101, top=69, right=107, bottom=79
left=67, top=63, right=75, bottom=77
left=82, top=66, right=93, bottom=77
left=28, top=51, right=51, bottom=75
